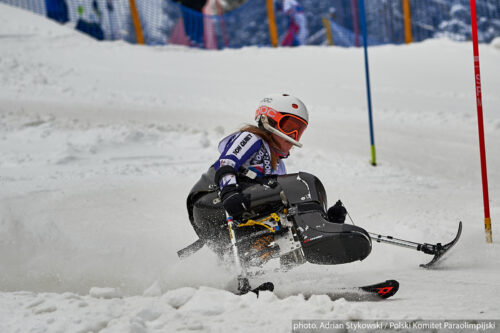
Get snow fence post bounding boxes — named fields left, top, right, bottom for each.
left=470, top=0, right=492, bottom=243
left=358, top=0, right=377, bottom=166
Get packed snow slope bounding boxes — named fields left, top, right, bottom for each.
left=1, top=3, right=500, bottom=332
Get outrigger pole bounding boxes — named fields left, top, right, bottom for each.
left=226, top=211, right=274, bottom=295
left=368, top=222, right=462, bottom=268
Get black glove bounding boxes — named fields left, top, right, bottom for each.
left=327, top=200, right=347, bottom=224
left=220, top=184, right=249, bottom=218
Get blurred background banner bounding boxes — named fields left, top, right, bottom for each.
left=1, top=0, right=499, bottom=48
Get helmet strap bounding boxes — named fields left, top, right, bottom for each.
left=272, top=146, right=290, bottom=159
left=260, top=116, right=303, bottom=148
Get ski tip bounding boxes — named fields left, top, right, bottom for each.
left=360, top=280, right=399, bottom=299
left=377, top=280, right=399, bottom=299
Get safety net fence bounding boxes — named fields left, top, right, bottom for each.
left=2, top=0, right=499, bottom=48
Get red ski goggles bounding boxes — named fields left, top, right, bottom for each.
left=256, top=106, right=308, bottom=141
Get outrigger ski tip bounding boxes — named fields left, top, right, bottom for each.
left=420, top=221, right=462, bottom=269
left=234, top=276, right=274, bottom=296
left=247, top=282, right=275, bottom=296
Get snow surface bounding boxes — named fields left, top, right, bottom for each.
left=1, top=3, right=500, bottom=332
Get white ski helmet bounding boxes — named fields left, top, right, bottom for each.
left=255, top=93, right=309, bottom=147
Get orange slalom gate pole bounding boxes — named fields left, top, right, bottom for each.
left=470, top=0, right=492, bottom=243
left=402, top=0, right=413, bottom=44
left=322, top=17, right=334, bottom=45
left=129, top=0, right=144, bottom=44
left=266, top=0, right=278, bottom=47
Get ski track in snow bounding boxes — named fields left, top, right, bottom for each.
left=1, top=3, right=500, bottom=332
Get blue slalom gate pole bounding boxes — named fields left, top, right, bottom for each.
left=358, top=0, right=377, bottom=166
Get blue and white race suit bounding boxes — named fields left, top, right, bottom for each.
left=213, top=131, right=286, bottom=189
